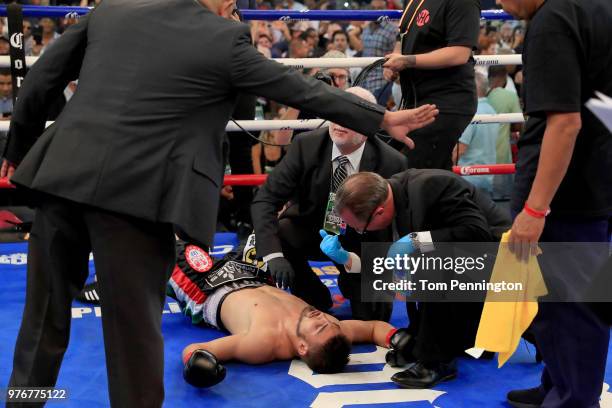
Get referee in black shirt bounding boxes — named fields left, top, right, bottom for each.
left=499, top=0, right=612, bottom=407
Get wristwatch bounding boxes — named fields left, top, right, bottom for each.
left=408, top=232, right=421, bottom=253
left=408, top=231, right=435, bottom=254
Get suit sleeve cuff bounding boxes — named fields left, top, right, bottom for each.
left=346, top=252, right=361, bottom=273
left=263, top=252, right=284, bottom=263
left=416, top=231, right=435, bottom=253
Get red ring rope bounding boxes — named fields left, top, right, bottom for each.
left=224, top=165, right=516, bottom=186
left=0, top=165, right=516, bottom=189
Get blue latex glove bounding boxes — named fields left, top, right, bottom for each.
left=386, top=234, right=416, bottom=263
left=387, top=234, right=416, bottom=296
left=319, top=229, right=350, bottom=265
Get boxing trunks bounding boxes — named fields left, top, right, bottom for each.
left=167, top=234, right=271, bottom=328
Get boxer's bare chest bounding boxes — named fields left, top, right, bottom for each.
left=220, top=286, right=307, bottom=336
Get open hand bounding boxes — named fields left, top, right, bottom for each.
left=382, top=104, right=439, bottom=149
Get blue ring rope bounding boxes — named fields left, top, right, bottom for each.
left=0, top=5, right=513, bottom=20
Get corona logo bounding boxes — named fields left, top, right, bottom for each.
left=10, top=33, right=23, bottom=50
left=459, top=166, right=490, bottom=175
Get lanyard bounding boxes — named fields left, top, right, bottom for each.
left=399, top=0, right=427, bottom=34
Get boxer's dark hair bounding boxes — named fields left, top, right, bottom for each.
left=303, top=334, right=350, bottom=374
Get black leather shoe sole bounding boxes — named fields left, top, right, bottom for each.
left=391, top=371, right=457, bottom=389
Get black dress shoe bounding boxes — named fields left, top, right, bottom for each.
left=391, top=360, right=457, bottom=389
left=506, top=387, right=545, bottom=408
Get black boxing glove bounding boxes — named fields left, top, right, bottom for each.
left=183, top=349, right=226, bottom=388
left=268, top=257, right=295, bottom=289
left=385, top=328, right=416, bottom=367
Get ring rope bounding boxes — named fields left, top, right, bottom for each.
left=0, top=114, right=524, bottom=134
left=0, top=54, right=522, bottom=70
left=0, top=165, right=517, bottom=190
left=0, top=6, right=513, bottom=20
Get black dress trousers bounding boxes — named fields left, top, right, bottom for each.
left=8, top=193, right=175, bottom=408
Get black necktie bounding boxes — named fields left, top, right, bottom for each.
left=332, top=155, right=350, bottom=192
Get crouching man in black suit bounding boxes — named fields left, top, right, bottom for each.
left=334, top=170, right=511, bottom=388
left=251, top=87, right=408, bottom=321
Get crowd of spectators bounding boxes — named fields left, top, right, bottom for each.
left=0, top=1, right=527, bottom=233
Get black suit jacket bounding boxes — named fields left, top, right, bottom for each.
left=389, top=169, right=511, bottom=242
left=252, top=128, right=408, bottom=257
left=5, top=0, right=385, bottom=247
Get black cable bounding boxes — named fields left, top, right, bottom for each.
left=229, top=117, right=326, bottom=147
left=230, top=57, right=391, bottom=147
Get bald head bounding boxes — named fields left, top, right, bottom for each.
left=345, top=86, right=376, bottom=104
left=329, top=87, right=377, bottom=151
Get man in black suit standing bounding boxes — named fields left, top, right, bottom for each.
left=335, top=171, right=510, bottom=388
left=1, top=0, right=438, bottom=406
left=252, top=87, right=408, bottom=321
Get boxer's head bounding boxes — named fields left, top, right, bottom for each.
left=295, top=306, right=351, bottom=373
left=335, top=172, right=396, bottom=233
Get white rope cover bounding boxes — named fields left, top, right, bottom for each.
left=276, top=54, right=522, bottom=69
left=0, top=113, right=524, bottom=133
left=0, top=54, right=522, bottom=69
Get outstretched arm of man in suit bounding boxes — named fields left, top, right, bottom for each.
left=251, top=136, right=305, bottom=258
left=229, top=25, right=437, bottom=147
left=2, top=15, right=90, bottom=170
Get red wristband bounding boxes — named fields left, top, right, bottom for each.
left=523, top=203, right=550, bottom=219
left=385, top=328, right=398, bottom=347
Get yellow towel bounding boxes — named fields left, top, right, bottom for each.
left=474, top=231, right=548, bottom=367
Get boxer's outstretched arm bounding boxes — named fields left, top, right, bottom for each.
left=183, top=333, right=275, bottom=364
left=340, top=320, right=395, bottom=348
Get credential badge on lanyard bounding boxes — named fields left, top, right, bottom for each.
left=323, top=192, right=347, bottom=236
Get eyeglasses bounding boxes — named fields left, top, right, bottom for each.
left=355, top=207, right=377, bottom=235
left=330, top=74, right=348, bottom=82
